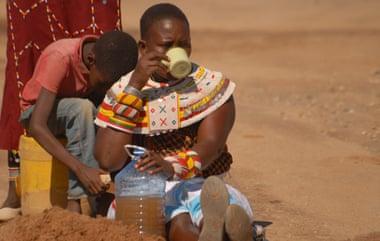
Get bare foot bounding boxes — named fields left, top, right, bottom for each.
left=199, top=176, right=229, bottom=241
left=225, top=204, right=253, bottom=241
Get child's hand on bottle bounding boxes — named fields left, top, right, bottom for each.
left=135, top=151, right=174, bottom=177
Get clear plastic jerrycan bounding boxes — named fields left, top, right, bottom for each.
left=115, top=145, right=166, bottom=238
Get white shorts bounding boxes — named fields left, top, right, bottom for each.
left=107, top=177, right=254, bottom=227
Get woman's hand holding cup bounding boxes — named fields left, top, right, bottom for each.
left=128, top=51, right=169, bottom=90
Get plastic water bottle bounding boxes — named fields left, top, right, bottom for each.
left=115, top=145, right=166, bottom=238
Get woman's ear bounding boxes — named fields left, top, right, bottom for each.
left=138, top=40, right=147, bottom=56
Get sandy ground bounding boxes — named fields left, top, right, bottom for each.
left=1, top=1, right=380, bottom=241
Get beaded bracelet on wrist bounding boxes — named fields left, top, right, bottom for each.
left=116, top=91, right=143, bottom=111
left=109, top=115, right=136, bottom=130
left=113, top=103, right=140, bottom=121
left=124, top=85, right=144, bottom=100
left=165, top=149, right=202, bottom=180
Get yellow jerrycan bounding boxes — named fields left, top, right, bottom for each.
left=19, top=135, right=68, bottom=215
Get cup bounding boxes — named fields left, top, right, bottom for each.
left=163, top=47, right=192, bottom=79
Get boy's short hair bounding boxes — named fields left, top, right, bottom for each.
left=140, top=3, right=189, bottom=39
left=94, top=30, right=138, bottom=82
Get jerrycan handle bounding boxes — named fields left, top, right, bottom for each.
left=124, top=144, right=148, bottom=160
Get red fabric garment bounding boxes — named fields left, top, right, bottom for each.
left=0, top=0, right=122, bottom=150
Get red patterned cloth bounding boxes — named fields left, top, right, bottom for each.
left=0, top=0, right=122, bottom=150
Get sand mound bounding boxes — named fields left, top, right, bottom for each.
left=0, top=207, right=164, bottom=241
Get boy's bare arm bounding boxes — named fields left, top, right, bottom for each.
left=193, top=95, right=236, bottom=169
left=29, top=88, right=106, bottom=194
left=94, top=127, right=132, bottom=171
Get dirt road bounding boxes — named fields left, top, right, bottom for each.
left=1, top=1, right=379, bottom=240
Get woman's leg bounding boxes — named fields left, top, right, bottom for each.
left=167, top=213, right=200, bottom=241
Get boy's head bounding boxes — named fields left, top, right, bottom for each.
left=139, top=3, right=191, bottom=82
left=89, top=30, right=138, bottom=91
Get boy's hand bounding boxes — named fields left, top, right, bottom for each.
left=128, top=51, right=169, bottom=90
left=76, top=165, right=108, bottom=194
left=135, top=151, right=174, bottom=177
